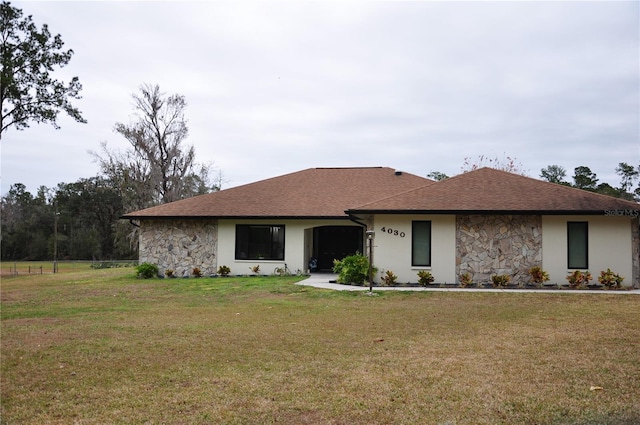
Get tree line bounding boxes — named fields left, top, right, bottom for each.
left=1, top=84, right=221, bottom=261
left=429, top=156, right=640, bottom=202
left=1, top=2, right=220, bottom=261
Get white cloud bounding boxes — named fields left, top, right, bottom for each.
left=2, top=0, right=638, bottom=195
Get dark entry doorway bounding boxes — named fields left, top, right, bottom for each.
left=313, top=226, right=363, bottom=271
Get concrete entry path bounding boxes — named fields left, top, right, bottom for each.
left=297, top=273, right=640, bottom=294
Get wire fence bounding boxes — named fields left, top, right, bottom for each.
left=1, top=260, right=138, bottom=277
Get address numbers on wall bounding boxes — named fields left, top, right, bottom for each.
left=380, top=227, right=406, bottom=238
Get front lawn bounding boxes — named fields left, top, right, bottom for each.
left=1, top=269, right=639, bottom=424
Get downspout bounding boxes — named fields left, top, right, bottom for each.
left=348, top=214, right=369, bottom=230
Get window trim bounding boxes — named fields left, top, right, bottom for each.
left=567, top=221, right=588, bottom=269
left=411, top=220, right=432, bottom=267
left=235, top=224, right=285, bottom=261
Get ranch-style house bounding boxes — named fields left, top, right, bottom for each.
left=123, top=167, right=640, bottom=287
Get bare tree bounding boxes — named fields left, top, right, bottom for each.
left=93, top=84, right=217, bottom=211
left=461, top=154, right=527, bottom=175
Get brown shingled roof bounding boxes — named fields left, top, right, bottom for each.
left=122, top=167, right=433, bottom=219
left=349, top=167, right=640, bottom=214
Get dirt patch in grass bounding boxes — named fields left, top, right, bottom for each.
left=2, top=270, right=639, bottom=424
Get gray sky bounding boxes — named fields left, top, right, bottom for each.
left=2, top=0, right=639, bottom=196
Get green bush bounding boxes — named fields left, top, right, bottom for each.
left=136, top=263, right=159, bottom=279
left=332, top=253, right=376, bottom=285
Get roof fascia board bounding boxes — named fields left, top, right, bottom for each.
left=345, top=209, right=639, bottom=216
left=120, top=215, right=351, bottom=220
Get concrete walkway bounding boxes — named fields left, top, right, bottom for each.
left=297, top=273, right=640, bottom=294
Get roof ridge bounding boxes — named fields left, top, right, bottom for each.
left=315, top=166, right=385, bottom=170
left=468, top=168, right=640, bottom=206
left=350, top=179, right=438, bottom=210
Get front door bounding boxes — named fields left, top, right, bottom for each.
left=313, top=226, right=363, bottom=272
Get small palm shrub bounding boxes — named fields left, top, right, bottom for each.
left=381, top=270, right=398, bottom=286
left=333, top=253, right=375, bottom=285
left=459, top=272, right=473, bottom=287
left=528, top=266, right=550, bottom=285
left=491, top=274, right=511, bottom=288
left=165, top=269, right=174, bottom=278
left=598, top=268, right=624, bottom=289
left=250, top=265, right=261, bottom=274
left=217, top=265, right=231, bottom=277
left=192, top=267, right=203, bottom=278
left=566, top=270, right=592, bottom=289
left=417, top=270, right=435, bottom=286
left=136, top=262, right=158, bottom=279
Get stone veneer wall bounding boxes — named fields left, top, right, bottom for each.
left=456, top=215, right=542, bottom=285
left=139, top=219, right=218, bottom=277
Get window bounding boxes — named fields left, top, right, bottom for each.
left=235, top=225, right=285, bottom=260
left=412, top=221, right=432, bottom=267
left=567, top=222, right=588, bottom=269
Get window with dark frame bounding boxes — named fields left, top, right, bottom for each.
left=412, top=221, right=432, bottom=267
left=567, top=221, right=588, bottom=269
left=235, top=225, right=285, bottom=261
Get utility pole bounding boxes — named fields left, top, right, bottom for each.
left=53, top=207, right=59, bottom=273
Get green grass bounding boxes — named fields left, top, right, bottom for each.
left=1, top=269, right=639, bottom=424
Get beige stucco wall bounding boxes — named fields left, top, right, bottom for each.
left=371, top=215, right=457, bottom=284
left=216, top=218, right=359, bottom=276
left=542, top=215, right=635, bottom=286
left=137, top=214, right=638, bottom=286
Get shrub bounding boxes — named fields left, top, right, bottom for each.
left=417, top=270, right=435, bottom=287
left=459, top=272, right=473, bottom=287
left=332, top=253, right=375, bottom=285
left=528, top=266, right=550, bottom=285
left=166, top=269, right=174, bottom=278
left=217, top=265, right=231, bottom=277
left=250, top=265, right=260, bottom=274
left=136, top=263, right=159, bottom=279
left=491, top=274, right=511, bottom=288
left=566, top=270, right=592, bottom=289
left=192, top=267, right=202, bottom=278
left=381, top=270, right=398, bottom=286
left=598, top=268, right=624, bottom=289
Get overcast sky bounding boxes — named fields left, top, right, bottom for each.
left=2, top=0, right=639, bottom=196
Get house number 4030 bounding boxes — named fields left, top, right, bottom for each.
left=380, top=227, right=405, bottom=238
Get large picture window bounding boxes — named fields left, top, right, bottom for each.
left=567, top=222, right=588, bottom=269
left=235, top=225, right=285, bottom=260
left=412, top=221, right=432, bottom=267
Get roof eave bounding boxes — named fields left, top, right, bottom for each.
left=346, top=209, right=638, bottom=216
left=120, top=214, right=351, bottom=220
